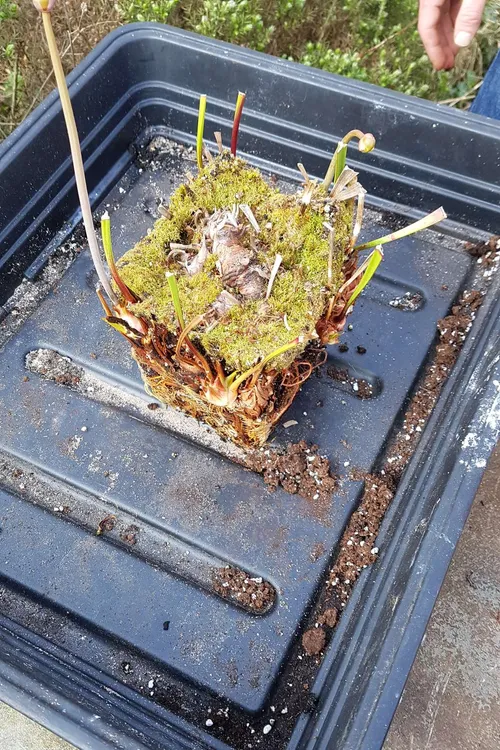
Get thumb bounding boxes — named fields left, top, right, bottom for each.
left=454, top=0, right=487, bottom=47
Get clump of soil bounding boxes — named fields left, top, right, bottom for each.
left=248, top=440, right=337, bottom=510
left=213, top=566, right=275, bottom=612
left=106, top=145, right=368, bottom=448
left=466, top=235, right=500, bottom=262
left=96, top=515, right=116, bottom=536
left=318, top=607, right=338, bottom=628
left=301, top=627, right=326, bottom=656
left=326, top=365, right=374, bottom=399
left=120, top=524, right=139, bottom=546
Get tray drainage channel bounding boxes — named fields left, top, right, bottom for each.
left=323, top=356, right=383, bottom=400
left=0, top=448, right=275, bottom=615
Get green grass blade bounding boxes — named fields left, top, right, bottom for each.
left=196, top=94, right=207, bottom=171
left=355, top=207, right=447, bottom=251
left=346, top=248, right=383, bottom=308
left=334, top=143, right=347, bottom=183
left=166, top=272, right=185, bottom=330
left=230, top=337, right=301, bottom=391
left=101, top=212, right=136, bottom=303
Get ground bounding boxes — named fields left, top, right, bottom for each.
left=1, top=445, right=498, bottom=749
left=385, top=443, right=500, bottom=750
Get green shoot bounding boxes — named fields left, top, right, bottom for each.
left=322, top=142, right=344, bottom=189
left=345, top=247, right=383, bottom=309
left=322, top=130, right=375, bottom=190
left=342, top=129, right=376, bottom=153
left=166, top=272, right=185, bottom=330
left=196, top=94, right=207, bottom=170
left=231, top=91, right=246, bottom=157
left=230, top=337, right=301, bottom=391
left=100, top=212, right=136, bottom=303
left=104, top=317, right=143, bottom=342
left=34, top=1, right=115, bottom=303
left=334, top=143, right=347, bottom=183
left=355, top=207, right=447, bottom=251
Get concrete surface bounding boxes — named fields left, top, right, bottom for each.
left=0, top=702, right=74, bottom=750
left=385, top=443, right=500, bottom=750
left=1, top=446, right=498, bottom=750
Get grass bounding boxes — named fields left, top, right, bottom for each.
left=0, top=0, right=499, bottom=140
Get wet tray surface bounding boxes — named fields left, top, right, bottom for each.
left=0, top=24, right=499, bottom=750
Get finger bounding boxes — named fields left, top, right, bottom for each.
left=418, top=0, right=453, bottom=69
left=442, top=6, right=460, bottom=65
left=454, top=0, right=487, bottom=47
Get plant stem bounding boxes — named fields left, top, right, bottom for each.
left=322, top=142, right=345, bottom=189
left=354, top=207, right=447, bottom=251
left=231, top=92, right=246, bottom=157
left=100, top=212, right=136, bottom=304
left=214, top=131, right=223, bottom=154
left=96, top=287, right=113, bottom=317
left=196, top=95, right=207, bottom=171
left=166, top=272, right=185, bottom=330
left=40, top=10, right=115, bottom=302
left=350, top=188, right=366, bottom=249
left=230, top=337, right=301, bottom=392
left=345, top=247, right=383, bottom=308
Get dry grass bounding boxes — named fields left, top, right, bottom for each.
left=0, top=1, right=121, bottom=139
left=0, top=1, right=499, bottom=141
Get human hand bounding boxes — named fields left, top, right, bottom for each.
left=418, top=0, right=487, bottom=70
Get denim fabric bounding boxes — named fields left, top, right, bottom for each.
left=470, top=52, right=500, bottom=119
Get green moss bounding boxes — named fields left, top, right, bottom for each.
left=118, top=155, right=354, bottom=373
left=201, top=300, right=301, bottom=372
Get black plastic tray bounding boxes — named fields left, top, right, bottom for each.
left=0, top=24, right=499, bottom=750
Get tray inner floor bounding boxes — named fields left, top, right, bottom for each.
left=0, top=147, right=471, bottom=713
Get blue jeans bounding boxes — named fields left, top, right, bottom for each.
left=470, top=52, right=500, bottom=119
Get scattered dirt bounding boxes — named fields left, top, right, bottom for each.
left=326, top=476, right=393, bottom=606
left=212, top=566, right=276, bottom=612
left=318, top=608, right=338, bottom=628
left=326, top=365, right=374, bottom=399
left=302, top=627, right=326, bottom=655
left=310, top=541, right=326, bottom=562
left=120, top=524, right=139, bottom=546
left=382, top=289, right=484, bottom=484
left=306, top=288, right=486, bottom=647
left=96, top=514, right=116, bottom=536
left=389, top=291, right=424, bottom=311
left=466, top=235, right=500, bottom=262
left=248, top=441, right=337, bottom=519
